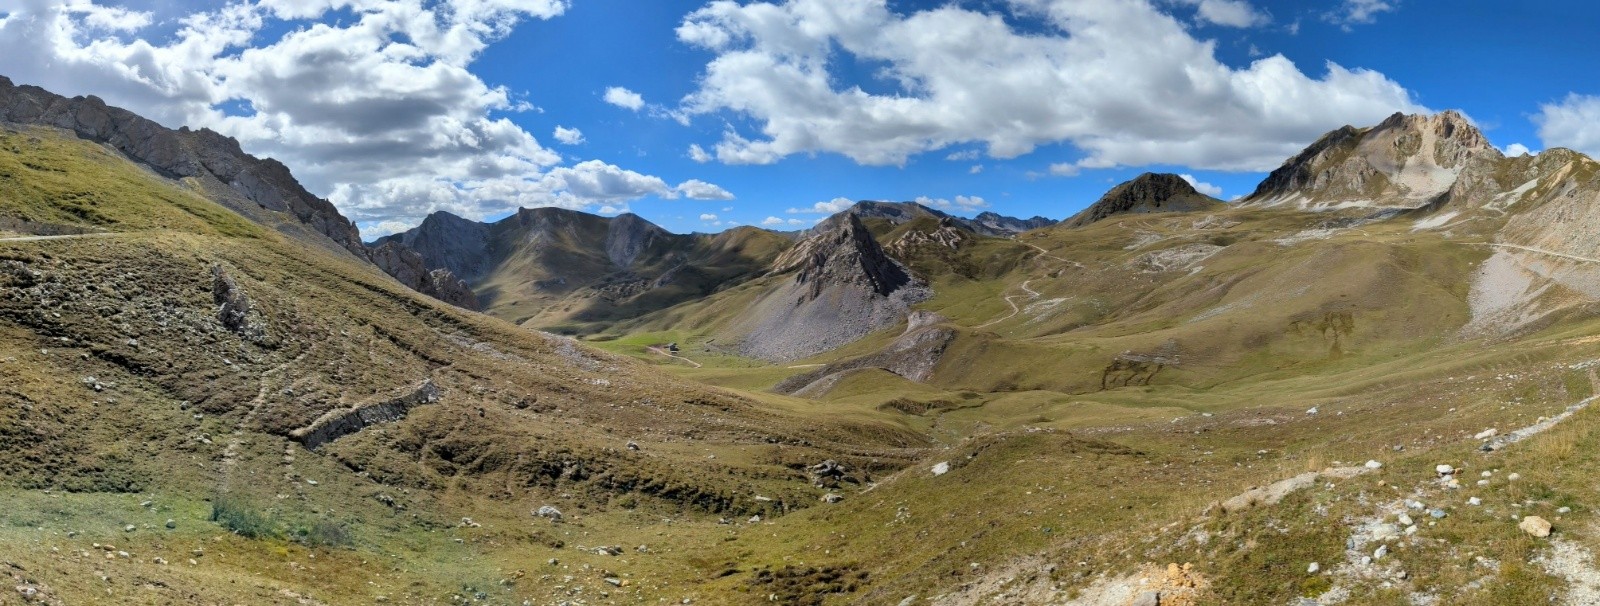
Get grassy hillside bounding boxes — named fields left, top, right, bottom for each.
left=451, top=211, right=793, bottom=334
left=0, top=124, right=930, bottom=605
left=12, top=115, right=1600, bottom=605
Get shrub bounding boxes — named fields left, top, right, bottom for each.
left=293, top=520, right=352, bottom=548
left=210, top=496, right=277, bottom=539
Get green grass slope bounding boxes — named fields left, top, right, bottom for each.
left=0, top=124, right=932, bottom=605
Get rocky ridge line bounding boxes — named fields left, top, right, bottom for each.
left=0, top=75, right=478, bottom=309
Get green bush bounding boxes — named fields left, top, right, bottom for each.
left=209, top=496, right=277, bottom=539
left=293, top=520, right=352, bottom=548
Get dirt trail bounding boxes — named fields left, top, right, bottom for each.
left=975, top=238, right=1078, bottom=329
left=646, top=346, right=702, bottom=368
left=1022, top=241, right=1073, bottom=264
left=976, top=279, right=1036, bottom=329
left=0, top=233, right=119, bottom=243
left=1488, top=243, right=1600, bottom=265
left=217, top=349, right=311, bottom=493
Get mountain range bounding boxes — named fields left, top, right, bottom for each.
left=8, top=75, right=1600, bottom=605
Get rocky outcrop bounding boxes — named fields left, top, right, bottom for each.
left=1244, top=110, right=1501, bottom=208
left=732, top=214, right=931, bottom=361
left=211, top=265, right=265, bottom=340
left=369, top=242, right=479, bottom=310
left=291, top=380, right=441, bottom=450
left=885, top=218, right=971, bottom=257
left=0, top=76, right=367, bottom=259
left=1063, top=173, right=1224, bottom=228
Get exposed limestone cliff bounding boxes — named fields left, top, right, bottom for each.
left=1245, top=111, right=1501, bottom=208
left=369, top=242, right=480, bottom=310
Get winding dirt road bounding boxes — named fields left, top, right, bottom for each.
left=975, top=239, right=1079, bottom=329
left=646, top=346, right=702, bottom=368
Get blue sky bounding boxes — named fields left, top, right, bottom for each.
left=4, top=0, right=1600, bottom=237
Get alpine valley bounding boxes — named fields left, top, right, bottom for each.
left=9, top=74, right=1600, bottom=606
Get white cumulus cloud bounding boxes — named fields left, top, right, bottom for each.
left=553, top=125, right=585, bottom=145
left=1325, top=0, right=1395, bottom=30
left=1171, top=0, right=1269, bottom=28
left=675, top=0, right=1422, bottom=172
left=916, top=195, right=989, bottom=212
left=699, top=213, right=719, bottom=221
left=1536, top=94, right=1600, bottom=157
left=688, top=144, right=714, bottom=163
left=1503, top=143, right=1533, bottom=157
left=761, top=216, right=808, bottom=227
left=0, top=0, right=725, bottom=238
left=1179, top=174, right=1224, bottom=197
left=676, top=179, right=736, bottom=200
left=603, top=86, right=645, bottom=111
left=786, top=197, right=855, bottom=214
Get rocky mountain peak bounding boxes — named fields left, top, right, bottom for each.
left=1062, top=172, right=1223, bottom=228
left=773, top=213, right=915, bottom=299
left=373, top=211, right=491, bottom=281
left=807, top=200, right=1055, bottom=237
left=738, top=212, right=929, bottom=362
left=1245, top=110, right=1501, bottom=207
left=972, top=211, right=1056, bottom=234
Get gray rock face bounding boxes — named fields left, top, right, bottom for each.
left=210, top=265, right=265, bottom=340
left=291, top=380, right=441, bottom=450
left=1063, top=173, right=1224, bottom=228
left=773, top=213, right=915, bottom=299
left=0, top=76, right=367, bottom=259
left=735, top=214, right=931, bottom=362
left=604, top=213, right=668, bottom=268
left=1244, top=110, right=1501, bottom=207
left=372, top=211, right=490, bottom=281
left=369, top=242, right=479, bottom=310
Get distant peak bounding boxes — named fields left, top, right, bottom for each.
left=1063, top=172, right=1222, bottom=228
left=1127, top=172, right=1196, bottom=188
left=1245, top=109, right=1499, bottom=206
left=421, top=209, right=471, bottom=225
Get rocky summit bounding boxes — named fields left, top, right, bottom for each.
left=732, top=213, right=930, bottom=361
left=1245, top=110, right=1501, bottom=208
left=1062, top=172, right=1225, bottom=228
